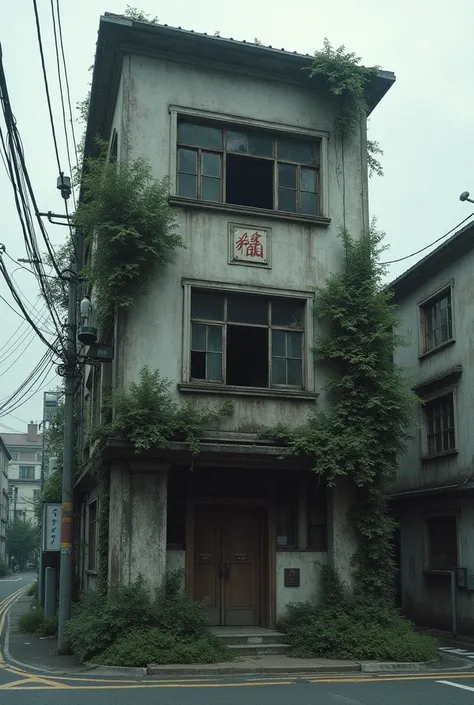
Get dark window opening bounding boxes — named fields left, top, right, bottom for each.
left=226, top=325, right=268, bottom=387
left=226, top=154, right=273, bottom=209
left=426, top=515, right=458, bottom=570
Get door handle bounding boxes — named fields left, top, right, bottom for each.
left=224, top=564, right=230, bottom=581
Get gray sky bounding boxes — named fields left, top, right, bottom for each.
left=1, top=0, right=473, bottom=432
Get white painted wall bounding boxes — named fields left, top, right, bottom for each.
left=276, top=551, right=327, bottom=619
left=106, top=52, right=371, bottom=430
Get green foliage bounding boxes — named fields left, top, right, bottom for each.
left=123, top=5, right=159, bottom=23
left=99, top=630, right=229, bottom=667
left=37, top=614, right=58, bottom=637
left=18, top=606, right=45, bottom=635
left=308, top=39, right=379, bottom=139
left=367, top=139, right=384, bottom=178
left=27, top=581, right=39, bottom=597
left=92, top=366, right=234, bottom=455
left=278, top=568, right=438, bottom=662
left=7, top=519, right=38, bottom=568
left=74, top=148, right=183, bottom=335
left=42, top=244, right=72, bottom=312
left=0, top=559, right=8, bottom=577
left=67, top=571, right=228, bottom=666
left=271, top=226, right=415, bottom=601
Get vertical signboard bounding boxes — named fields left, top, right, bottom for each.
left=42, top=503, right=62, bottom=552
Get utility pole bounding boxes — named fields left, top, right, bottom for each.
left=13, top=486, right=18, bottom=522
left=57, top=175, right=77, bottom=654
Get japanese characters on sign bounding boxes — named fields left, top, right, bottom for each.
left=229, top=224, right=271, bottom=268
left=43, top=502, right=62, bottom=552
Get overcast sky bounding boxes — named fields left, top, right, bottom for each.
left=0, top=0, right=473, bottom=433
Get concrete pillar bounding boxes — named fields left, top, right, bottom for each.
left=327, top=478, right=358, bottom=593
left=108, top=461, right=169, bottom=594
left=44, top=566, right=56, bottom=618
left=129, top=464, right=169, bottom=593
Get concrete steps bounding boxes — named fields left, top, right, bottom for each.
left=210, top=628, right=290, bottom=657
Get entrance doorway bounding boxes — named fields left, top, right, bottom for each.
left=193, top=506, right=262, bottom=626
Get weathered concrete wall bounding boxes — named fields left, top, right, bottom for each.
left=393, top=249, right=474, bottom=492
left=166, top=550, right=186, bottom=593
left=327, top=481, right=358, bottom=591
left=398, top=494, right=474, bottom=633
left=276, top=551, right=327, bottom=618
left=109, top=52, right=370, bottom=429
left=108, top=463, right=168, bottom=593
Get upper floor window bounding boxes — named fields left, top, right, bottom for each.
left=423, top=392, right=456, bottom=456
left=177, top=120, right=320, bottom=217
left=19, top=466, right=35, bottom=480
left=190, top=290, right=305, bottom=389
left=420, top=287, right=453, bottom=354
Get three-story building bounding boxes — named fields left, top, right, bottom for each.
left=76, top=13, right=394, bottom=627
left=0, top=436, right=11, bottom=565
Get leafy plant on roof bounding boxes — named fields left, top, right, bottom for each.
left=307, top=39, right=384, bottom=177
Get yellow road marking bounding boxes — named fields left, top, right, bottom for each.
left=0, top=679, right=34, bottom=689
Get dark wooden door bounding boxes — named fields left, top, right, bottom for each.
left=193, top=506, right=260, bottom=626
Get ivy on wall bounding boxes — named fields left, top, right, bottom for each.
left=270, top=224, right=414, bottom=602
left=307, top=39, right=384, bottom=178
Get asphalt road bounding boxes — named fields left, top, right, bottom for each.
left=0, top=573, right=35, bottom=602
left=1, top=666, right=474, bottom=703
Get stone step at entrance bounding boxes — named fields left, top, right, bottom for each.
left=210, top=627, right=290, bottom=657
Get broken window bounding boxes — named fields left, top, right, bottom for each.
left=190, top=290, right=305, bottom=389
left=177, top=120, right=320, bottom=216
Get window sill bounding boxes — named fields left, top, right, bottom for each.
left=424, top=569, right=454, bottom=577
left=85, top=569, right=98, bottom=576
left=421, top=449, right=458, bottom=463
left=419, top=338, right=456, bottom=360
left=169, top=196, right=331, bottom=227
left=277, top=547, right=327, bottom=553
left=179, top=382, right=319, bottom=401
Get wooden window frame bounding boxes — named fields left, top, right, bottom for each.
left=420, top=388, right=458, bottom=459
left=170, top=106, right=329, bottom=220
left=419, top=283, right=454, bottom=356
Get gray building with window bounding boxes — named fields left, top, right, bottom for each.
left=1, top=423, right=42, bottom=525
left=76, top=14, right=394, bottom=624
left=390, top=220, right=474, bottom=633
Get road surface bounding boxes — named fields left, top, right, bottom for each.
left=0, top=574, right=35, bottom=603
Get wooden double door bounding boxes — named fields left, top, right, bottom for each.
left=193, top=506, right=262, bottom=626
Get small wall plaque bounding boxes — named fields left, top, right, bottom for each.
left=228, top=223, right=271, bottom=268
left=284, top=568, right=300, bottom=587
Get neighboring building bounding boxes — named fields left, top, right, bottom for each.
left=0, top=436, right=11, bottom=565
left=1, top=423, right=42, bottom=525
left=76, top=14, right=394, bottom=626
left=391, top=220, right=474, bottom=633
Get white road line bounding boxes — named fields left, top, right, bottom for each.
left=437, top=679, right=474, bottom=692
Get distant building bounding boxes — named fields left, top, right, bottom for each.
left=391, top=220, right=474, bottom=633
left=1, top=423, right=42, bottom=525
left=0, top=436, right=11, bottom=564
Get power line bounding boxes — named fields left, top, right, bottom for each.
left=0, top=421, right=24, bottom=433
left=32, top=0, right=62, bottom=175
left=382, top=212, right=474, bottom=266
left=56, top=0, right=79, bottom=174
left=50, top=0, right=77, bottom=209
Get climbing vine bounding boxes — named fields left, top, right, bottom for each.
left=307, top=39, right=383, bottom=177
left=90, top=366, right=233, bottom=592
left=270, top=224, right=414, bottom=602
left=74, top=144, right=183, bottom=337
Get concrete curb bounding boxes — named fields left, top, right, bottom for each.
left=361, top=658, right=440, bottom=673
left=84, top=662, right=148, bottom=677
left=146, top=663, right=362, bottom=676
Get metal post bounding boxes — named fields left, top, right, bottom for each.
left=451, top=570, right=457, bottom=637
left=44, top=566, right=56, bottom=619
left=57, top=256, right=77, bottom=654
left=13, top=486, right=17, bottom=522
left=38, top=421, right=46, bottom=606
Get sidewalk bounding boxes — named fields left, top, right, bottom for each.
left=4, top=594, right=467, bottom=677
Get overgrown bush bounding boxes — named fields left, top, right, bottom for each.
left=278, top=567, right=438, bottom=662
left=67, top=570, right=230, bottom=666
left=18, top=606, right=45, bottom=634
left=27, top=581, right=38, bottom=597
left=37, top=614, right=58, bottom=637
left=0, top=559, right=8, bottom=577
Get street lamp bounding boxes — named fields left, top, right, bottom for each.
left=459, top=191, right=474, bottom=205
